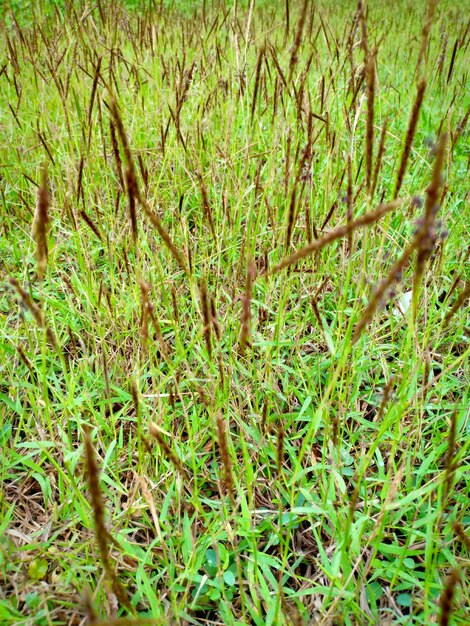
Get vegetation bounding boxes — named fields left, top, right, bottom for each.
left=0, top=0, right=469, bottom=624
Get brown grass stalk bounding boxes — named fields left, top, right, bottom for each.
left=270, top=45, right=288, bottom=91
left=358, top=1, right=368, bottom=55
left=393, top=78, right=427, bottom=199
left=148, top=423, right=189, bottom=481
left=130, top=380, right=139, bottom=422
left=438, top=568, right=460, bottom=626
left=442, top=407, right=458, bottom=506
left=285, top=184, right=298, bottom=250
left=321, top=199, right=338, bottom=231
left=16, top=344, right=34, bottom=376
left=437, top=32, right=448, bottom=82
left=446, top=39, right=458, bottom=85
left=141, top=202, right=188, bottom=275
left=197, top=171, right=217, bottom=243
left=76, top=156, right=84, bottom=203
left=265, top=200, right=402, bottom=276
left=371, top=114, right=389, bottom=198
left=79, top=209, right=104, bottom=243
left=109, top=98, right=142, bottom=241
left=452, top=521, right=470, bottom=552
left=239, top=256, right=255, bottom=356
left=200, top=278, right=212, bottom=359
left=289, top=0, right=309, bottom=82
left=171, top=286, right=179, bottom=324
left=109, top=98, right=134, bottom=171
left=109, top=119, right=124, bottom=188
left=251, top=45, right=265, bottom=122
left=261, top=401, right=268, bottom=435
left=215, top=412, right=235, bottom=505
left=83, top=430, right=132, bottom=612
left=452, top=106, right=470, bottom=149
left=87, top=57, right=102, bottom=150
left=32, top=166, right=49, bottom=280
left=126, top=167, right=138, bottom=242
left=443, top=281, right=470, bottom=327
left=276, top=424, right=284, bottom=475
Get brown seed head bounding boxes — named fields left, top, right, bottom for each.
left=33, top=165, right=49, bottom=280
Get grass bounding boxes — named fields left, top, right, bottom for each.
left=0, top=0, right=469, bottom=624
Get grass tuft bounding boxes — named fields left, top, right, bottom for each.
left=1, top=1, right=468, bottom=623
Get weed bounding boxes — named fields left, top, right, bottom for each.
left=1, top=1, right=469, bottom=624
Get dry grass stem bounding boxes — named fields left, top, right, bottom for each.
left=239, top=256, right=255, bottom=355
left=393, top=79, right=427, bottom=199
left=215, top=412, right=235, bottom=505
left=438, top=568, right=460, bottom=626
left=200, top=278, right=212, bottom=360
left=84, top=430, right=133, bottom=612
left=148, top=422, right=189, bottom=481
left=32, top=165, right=49, bottom=280
left=266, top=200, right=403, bottom=276
left=141, top=202, right=188, bottom=275
left=371, top=114, right=389, bottom=198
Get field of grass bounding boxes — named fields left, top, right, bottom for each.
left=0, top=0, right=469, bottom=624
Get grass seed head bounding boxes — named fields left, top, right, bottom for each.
left=393, top=78, right=427, bottom=199
left=32, top=165, right=50, bottom=280
left=83, top=429, right=132, bottom=612
left=200, top=277, right=212, bottom=360
left=439, top=568, right=460, bottom=626
left=215, top=412, right=235, bottom=506
left=148, top=423, right=189, bottom=481
left=239, top=256, right=255, bottom=356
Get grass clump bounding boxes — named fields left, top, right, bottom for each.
left=0, top=0, right=469, bottom=624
